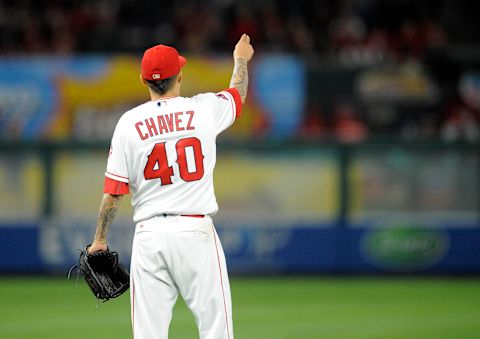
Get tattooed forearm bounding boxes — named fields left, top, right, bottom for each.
left=93, top=193, right=123, bottom=243
left=229, top=58, right=249, bottom=103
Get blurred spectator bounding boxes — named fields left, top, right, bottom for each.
left=287, top=15, right=315, bottom=55
left=423, top=19, right=447, bottom=50
left=442, top=102, right=480, bottom=143
left=333, top=101, right=368, bottom=143
left=259, top=3, right=287, bottom=52
left=298, top=103, right=327, bottom=138
left=330, top=2, right=369, bottom=65
left=228, top=5, right=260, bottom=48
left=392, top=20, right=426, bottom=60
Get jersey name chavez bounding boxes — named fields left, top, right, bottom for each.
left=135, top=109, right=195, bottom=140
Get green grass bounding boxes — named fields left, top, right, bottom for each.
left=0, top=276, right=479, bottom=338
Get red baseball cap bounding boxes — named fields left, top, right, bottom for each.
left=141, top=45, right=187, bottom=81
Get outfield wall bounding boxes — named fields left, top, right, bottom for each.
left=1, top=222, right=480, bottom=274
left=0, top=142, right=478, bottom=274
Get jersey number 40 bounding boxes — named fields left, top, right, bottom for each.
left=143, top=137, right=205, bottom=185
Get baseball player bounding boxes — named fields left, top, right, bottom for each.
left=87, top=34, right=254, bottom=339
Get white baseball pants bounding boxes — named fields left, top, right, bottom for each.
left=130, top=215, right=234, bottom=339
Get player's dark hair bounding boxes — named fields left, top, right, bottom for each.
left=145, top=74, right=178, bottom=95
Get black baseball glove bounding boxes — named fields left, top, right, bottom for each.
left=69, top=245, right=130, bottom=304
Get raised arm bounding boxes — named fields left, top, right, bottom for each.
left=229, top=34, right=254, bottom=104
left=88, top=193, right=123, bottom=253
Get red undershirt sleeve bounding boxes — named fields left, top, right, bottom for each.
left=104, top=176, right=129, bottom=195
left=223, top=88, right=243, bottom=117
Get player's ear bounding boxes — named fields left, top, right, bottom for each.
left=139, top=74, right=146, bottom=85
left=177, top=71, right=182, bottom=83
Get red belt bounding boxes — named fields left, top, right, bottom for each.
left=181, top=214, right=205, bottom=218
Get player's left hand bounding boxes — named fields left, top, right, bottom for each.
left=88, top=241, right=108, bottom=254
left=233, top=33, right=254, bottom=62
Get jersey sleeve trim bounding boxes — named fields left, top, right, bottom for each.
left=104, top=176, right=129, bottom=195
left=105, top=171, right=129, bottom=183
left=223, top=88, right=242, bottom=118
left=224, top=90, right=236, bottom=125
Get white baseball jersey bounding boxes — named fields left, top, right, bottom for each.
left=104, top=88, right=241, bottom=223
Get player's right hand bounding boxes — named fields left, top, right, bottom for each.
left=233, top=33, right=254, bottom=62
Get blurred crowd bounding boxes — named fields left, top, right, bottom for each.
left=0, top=0, right=470, bottom=56
left=0, top=0, right=479, bottom=142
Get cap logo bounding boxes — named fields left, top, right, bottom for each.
left=152, top=74, right=161, bottom=79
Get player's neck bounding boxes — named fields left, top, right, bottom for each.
left=149, top=86, right=180, bottom=101
left=150, top=88, right=180, bottom=101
